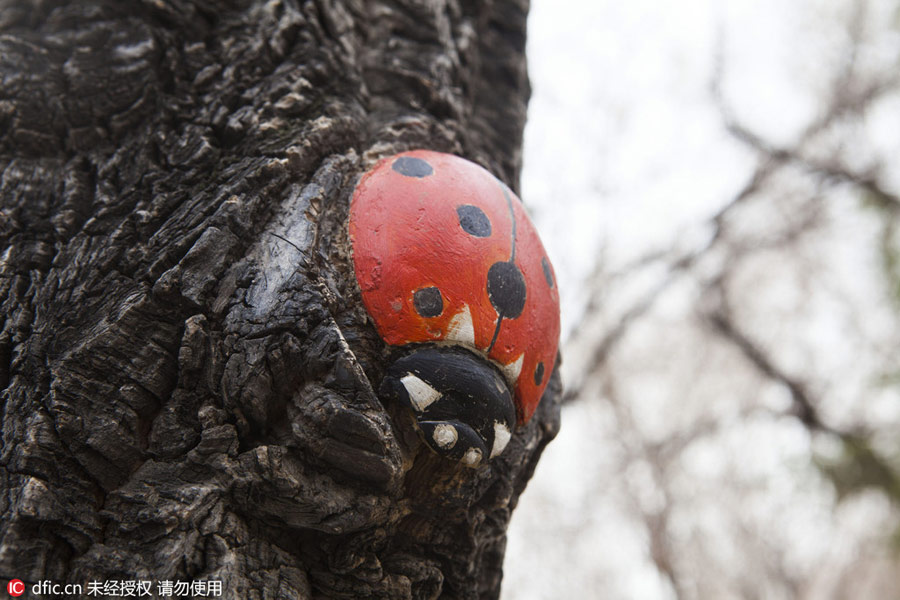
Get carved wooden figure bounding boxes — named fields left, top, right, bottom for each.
left=350, top=150, right=561, bottom=467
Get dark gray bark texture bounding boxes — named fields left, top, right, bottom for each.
left=0, top=0, right=561, bottom=598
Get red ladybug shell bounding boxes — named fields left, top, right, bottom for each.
left=349, top=150, right=560, bottom=424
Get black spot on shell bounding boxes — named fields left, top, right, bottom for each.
left=413, top=286, right=443, bottom=317
left=392, top=156, right=434, bottom=178
left=487, top=261, right=526, bottom=319
left=534, top=361, right=545, bottom=386
left=542, top=257, right=554, bottom=288
left=457, top=205, right=492, bottom=237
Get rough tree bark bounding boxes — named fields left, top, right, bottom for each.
left=0, top=1, right=561, bottom=598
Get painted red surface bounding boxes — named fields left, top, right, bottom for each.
left=349, top=150, right=560, bottom=424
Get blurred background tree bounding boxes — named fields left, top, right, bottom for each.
left=504, top=0, right=900, bottom=598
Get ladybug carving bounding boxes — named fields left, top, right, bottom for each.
left=349, top=150, right=560, bottom=467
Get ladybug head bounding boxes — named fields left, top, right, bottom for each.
left=380, top=345, right=516, bottom=467
left=349, top=150, right=560, bottom=467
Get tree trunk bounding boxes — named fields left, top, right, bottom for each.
left=0, top=1, right=560, bottom=598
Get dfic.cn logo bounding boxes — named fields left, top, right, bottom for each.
left=6, top=579, right=25, bottom=597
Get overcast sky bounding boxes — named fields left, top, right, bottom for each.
left=503, top=1, right=900, bottom=598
